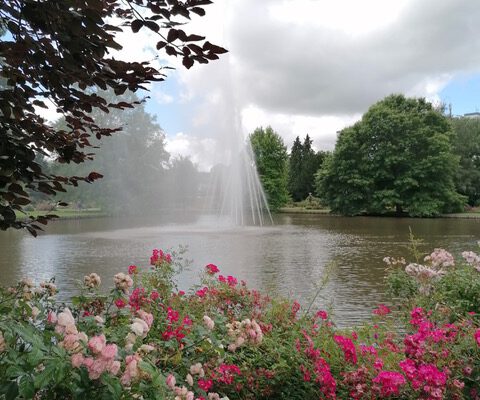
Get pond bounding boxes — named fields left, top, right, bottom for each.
left=0, top=213, right=479, bottom=327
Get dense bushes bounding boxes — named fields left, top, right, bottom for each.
left=0, top=247, right=479, bottom=399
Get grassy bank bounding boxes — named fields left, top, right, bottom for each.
left=279, top=206, right=480, bottom=218
left=278, top=207, right=331, bottom=214
left=15, top=208, right=108, bottom=221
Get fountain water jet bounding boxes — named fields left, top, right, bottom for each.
left=204, top=116, right=273, bottom=227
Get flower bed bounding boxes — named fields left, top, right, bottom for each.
left=0, top=247, right=479, bottom=399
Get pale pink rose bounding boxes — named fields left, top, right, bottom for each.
left=94, top=315, right=104, bottom=325
left=88, top=334, right=106, bottom=354
left=139, top=344, right=155, bottom=353
left=71, top=353, right=84, bottom=368
left=189, top=363, right=203, bottom=375
left=186, top=391, right=194, bottom=400
left=186, top=373, right=194, bottom=386
left=166, top=373, right=176, bottom=389
left=137, top=310, right=154, bottom=328
left=131, top=318, right=149, bottom=337
left=57, top=308, right=75, bottom=327
left=78, top=332, right=88, bottom=343
left=88, top=359, right=106, bottom=380
left=174, top=386, right=188, bottom=396
left=101, top=344, right=117, bottom=360
left=203, top=315, right=215, bottom=331
left=47, top=311, right=57, bottom=324
left=64, top=323, right=78, bottom=335
left=235, top=336, right=245, bottom=347
left=109, top=360, right=121, bottom=375
left=82, top=357, right=94, bottom=369
left=62, top=334, right=80, bottom=352
left=121, top=356, right=139, bottom=386
left=31, top=306, right=40, bottom=319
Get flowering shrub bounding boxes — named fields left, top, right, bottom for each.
left=0, top=247, right=479, bottom=399
left=387, top=245, right=480, bottom=320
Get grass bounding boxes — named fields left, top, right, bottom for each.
left=278, top=207, right=331, bottom=214
left=15, top=208, right=107, bottom=220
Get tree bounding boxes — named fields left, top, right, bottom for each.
left=249, top=126, right=289, bottom=211
left=316, top=94, right=465, bottom=217
left=165, top=156, right=200, bottom=210
left=288, top=135, right=326, bottom=201
left=49, top=90, right=169, bottom=212
left=0, top=0, right=226, bottom=235
left=288, top=136, right=303, bottom=201
left=451, top=116, right=480, bottom=206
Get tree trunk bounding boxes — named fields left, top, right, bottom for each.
left=395, top=204, right=403, bottom=216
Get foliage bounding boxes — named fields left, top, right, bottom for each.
left=288, top=135, right=328, bottom=202
left=0, top=0, right=226, bottom=234
left=0, top=248, right=479, bottom=399
left=249, top=126, right=289, bottom=211
left=164, top=156, right=200, bottom=211
left=48, top=90, right=169, bottom=212
left=451, top=116, right=480, bottom=206
left=316, top=94, right=465, bottom=217
left=386, top=245, right=480, bottom=320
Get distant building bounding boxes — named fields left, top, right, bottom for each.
left=463, top=112, right=480, bottom=118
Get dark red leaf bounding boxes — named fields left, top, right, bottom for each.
left=191, top=7, right=206, bottom=16
left=144, top=20, right=160, bottom=32
left=165, top=46, right=177, bottom=56
left=186, top=34, right=205, bottom=42
left=182, top=56, right=194, bottom=69
left=131, top=19, right=144, bottom=33
left=156, top=41, right=167, bottom=50
left=203, top=41, right=228, bottom=54
left=167, top=29, right=180, bottom=43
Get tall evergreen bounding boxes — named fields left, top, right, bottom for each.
left=288, top=136, right=304, bottom=201
left=288, top=135, right=326, bottom=201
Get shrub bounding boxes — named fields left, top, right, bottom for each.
left=0, top=248, right=479, bottom=399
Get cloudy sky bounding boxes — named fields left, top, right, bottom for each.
left=52, top=0, right=480, bottom=171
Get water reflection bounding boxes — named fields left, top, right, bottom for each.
left=0, top=214, right=479, bottom=327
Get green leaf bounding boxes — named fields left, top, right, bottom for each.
left=18, top=375, right=35, bottom=398
left=101, top=375, right=122, bottom=400
left=34, top=363, right=56, bottom=389
left=5, top=381, right=18, bottom=400
left=27, top=346, right=44, bottom=366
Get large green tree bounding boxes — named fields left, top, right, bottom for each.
left=316, top=94, right=465, bottom=217
left=288, top=135, right=327, bottom=201
left=0, top=0, right=226, bottom=234
left=49, top=90, right=169, bottom=212
left=451, top=116, right=480, bottom=206
left=249, top=126, right=289, bottom=211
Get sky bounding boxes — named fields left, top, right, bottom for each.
left=35, top=0, right=480, bottom=171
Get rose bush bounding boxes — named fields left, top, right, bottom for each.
left=0, top=247, right=479, bottom=399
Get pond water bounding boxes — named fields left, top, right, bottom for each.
left=0, top=213, right=479, bottom=327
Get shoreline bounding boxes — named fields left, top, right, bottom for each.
left=278, top=207, right=480, bottom=219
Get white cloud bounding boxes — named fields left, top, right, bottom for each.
left=40, top=0, right=480, bottom=167
left=241, top=105, right=360, bottom=151
left=165, top=132, right=217, bottom=172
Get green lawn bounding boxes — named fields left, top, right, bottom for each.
left=15, top=208, right=107, bottom=220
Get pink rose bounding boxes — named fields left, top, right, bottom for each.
left=88, top=334, right=106, bottom=354
left=166, top=373, right=176, bottom=389
left=71, top=353, right=84, bottom=368
left=101, top=343, right=118, bottom=360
